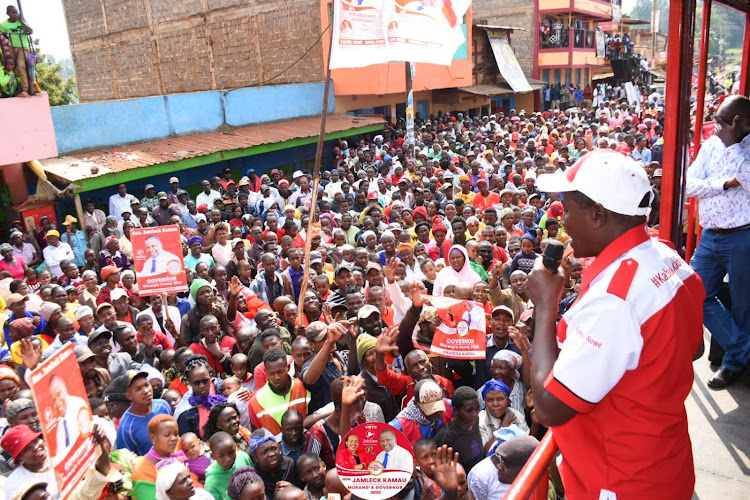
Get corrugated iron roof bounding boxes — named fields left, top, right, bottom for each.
left=459, top=85, right=515, bottom=97
left=39, top=114, right=384, bottom=184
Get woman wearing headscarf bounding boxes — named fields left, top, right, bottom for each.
left=432, top=245, right=481, bottom=297
left=261, top=197, right=283, bottom=223
left=0, top=243, right=28, bottom=281
left=99, top=236, right=131, bottom=271
left=155, top=462, right=213, bottom=500
left=477, top=379, right=529, bottom=446
left=477, top=349, right=526, bottom=414
left=227, top=466, right=265, bottom=500
left=185, top=236, right=214, bottom=272
left=77, top=270, right=100, bottom=313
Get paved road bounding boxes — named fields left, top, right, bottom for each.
left=689, top=333, right=750, bottom=499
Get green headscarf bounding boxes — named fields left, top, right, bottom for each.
left=190, top=279, right=213, bottom=301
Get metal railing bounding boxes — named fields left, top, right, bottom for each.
left=505, top=432, right=559, bottom=500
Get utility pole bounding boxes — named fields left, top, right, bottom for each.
left=405, top=61, right=415, bottom=159
left=652, top=0, right=658, bottom=66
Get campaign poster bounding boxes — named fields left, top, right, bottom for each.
left=486, top=29, right=533, bottom=93
left=429, top=296, right=487, bottom=359
left=131, top=225, right=188, bottom=296
left=329, top=0, right=471, bottom=69
left=29, top=343, right=96, bottom=499
left=336, top=423, right=413, bottom=499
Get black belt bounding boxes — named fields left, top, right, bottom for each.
left=708, top=223, right=750, bottom=235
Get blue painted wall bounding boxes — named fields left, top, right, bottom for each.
left=51, top=82, right=335, bottom=155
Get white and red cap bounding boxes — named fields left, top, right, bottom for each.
left=536, top=150, right=653, bottom=217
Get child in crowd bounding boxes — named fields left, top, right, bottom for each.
left=204, top=431, right=253, bottom=500
left=230, top=353, right=255, bottom=392
left=180, top=432, right=212, bottom=482
left=222, top=376, right=252, bottom=429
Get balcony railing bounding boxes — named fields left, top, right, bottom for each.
left=540, top=28, right=596, bottom=50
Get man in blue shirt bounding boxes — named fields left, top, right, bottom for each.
left=115, top=371, right=173, bottom=455
left=60, top=216, right=88, bottom=268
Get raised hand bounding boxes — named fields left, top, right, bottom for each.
left=341, top=375, right=365, bottom=406
left=384, top=257, right=399, bottom=283
left=410, top=281, right=425, bottom=308
left=433, top=445, right=460, bottom=493
left=374, top=325, right=399, bottom=354
left=230, top=275, right=241, bottom=297
left=19, top=337, right=41, bottom=371
left=509, top=325, right=532, bottom=351
left=326, top=322, right=347, bottom=345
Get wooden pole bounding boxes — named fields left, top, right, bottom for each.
left=73, top=192, right=86, bottom=233
left=296, top=27, right=334, bottom=325
left=405, top=62, right=414, bottom=160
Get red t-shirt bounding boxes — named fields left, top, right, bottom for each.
left=544, top=226, right=704, bottom=499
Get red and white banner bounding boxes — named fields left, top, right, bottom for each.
left=29, top=343, right=97, bottom=499
left=702, top=121, right=716, bottom=140
left=131, top=225, right=188, bottom=296
left=330, top=0, right=471, bottom=69
left=429, top=296, right=487, bottom=359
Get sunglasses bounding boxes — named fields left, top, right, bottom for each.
left=191, top=377, right=211, bottom=387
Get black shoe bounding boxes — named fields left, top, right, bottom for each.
left=707, top=366, right=742, bottom=389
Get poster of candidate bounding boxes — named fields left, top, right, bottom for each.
left=330, top=0, right=471, bottom=69
left=29, top=343, right=97, bottom=499
left=131, top=225, right=188, bottom=296
left=428, top=296, right=487, bottom=359
left=336, top=423, right=413, bottom=499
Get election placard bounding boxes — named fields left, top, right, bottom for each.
left=131, top=225, right=188, bottom=296
left=429, top=296, right=487, bottom=359
left=29, top=343, right=97, bottom=499
left=336, top=423, right=413, bottom=499
left=330, top=0, right=472, bottom=69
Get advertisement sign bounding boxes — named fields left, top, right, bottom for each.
left=131, top=225, right=188, bottom=296
left=29, top=343, right=96, bottom=499
left=598, top=21, right=619, bottom=31
left=428, top=296, right=487, bottom=359
left=329, top=0, right=471, bottom=69
left=486, top=29, right=533, bottom=93
left=336, top=423, right=413, bottom=499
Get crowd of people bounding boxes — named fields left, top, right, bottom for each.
left=0, top=86, right=709, bottom=500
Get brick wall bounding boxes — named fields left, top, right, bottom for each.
left=62, top=0, right=326, bottom=102
left=472, top=0, right=536, bottom=77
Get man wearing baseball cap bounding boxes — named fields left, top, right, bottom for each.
left=389, top=378, right=453, bottom=445
left=526, top=150, right=704, bottom=499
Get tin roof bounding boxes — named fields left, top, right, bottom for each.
left=39, top=114, right=384, bottom=190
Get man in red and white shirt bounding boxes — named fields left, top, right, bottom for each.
left=527, top=150, right=705, bottom=499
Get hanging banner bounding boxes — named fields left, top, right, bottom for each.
left=131, top=225, right=188, bottom=296
left=329, top=0, right=471, bottom=69
left=29, top=343, right=97, bottom=499
left=485, top=29, right=532, bottom=93
left=429, top=296, right=487, bottom=359
left=595, top=31, right=606, bottom=58
left=598, top=21, right=618, bottom=31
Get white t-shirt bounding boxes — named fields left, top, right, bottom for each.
left=5, top=464, right=59, bottom=500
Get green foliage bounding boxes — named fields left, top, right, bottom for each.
left=628, top=0, right=669, bottom=34
left=628, top=0, right=745, bottom=56
left=35, top=54, right=78, bottom=106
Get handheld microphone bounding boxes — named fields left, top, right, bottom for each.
left=542, top=240, right=565, bottom=273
